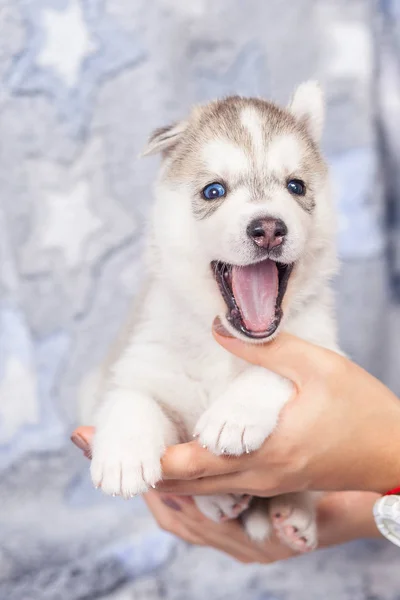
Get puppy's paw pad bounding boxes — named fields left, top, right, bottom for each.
left=194, top=494, right=251, bottom=523
left=232, top=494, right=252, bottom=516
left=271, top=505, right=293, bottom=526
left=270, top=497, right=317, bottom=552
left=275, top=523, right=317, bottom=553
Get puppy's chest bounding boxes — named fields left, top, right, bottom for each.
left=183, top=352, right=233, bottom=399
left=162, top=347, right=238, bottom=434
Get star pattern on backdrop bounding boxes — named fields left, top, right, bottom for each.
left=36, top=1, right=98, bottom=88
left=7, top=0, right=145, bottom=136
left=21, top=137, right=137, bottom=278
left=0, top=309, right=71, bottom=467
left=0, top=308, right=39, bottom=449
left=0, top=356, right=38, bottom=445
left=41, top=180, right=103, bottom=269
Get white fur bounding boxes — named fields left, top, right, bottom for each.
left=267, top=133, right=303, bottom=176
left=202, top=139, right=250, bottom=179
left=289, top=81, right=324, bottom=143
left=240, top=107, right=265, bottom=169
left=90, top=83, right=340, bottom=550
left=142, top=121, right=188, bottom=156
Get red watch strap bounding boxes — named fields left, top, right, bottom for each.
left=385, top=486, right=400, bottom=496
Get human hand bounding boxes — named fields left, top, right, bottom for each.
left=72, top=328, right=400, bottom=499
left=153, top=325, right=400, bottom=498
left=71, top=427, right=381, bottom=560
left=143, top=489, right=380, bottom=562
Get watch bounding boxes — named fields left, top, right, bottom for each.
left=374, top=489, right=400, bottom=547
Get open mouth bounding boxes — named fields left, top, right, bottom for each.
left=212, top=259, right=293, bottom=339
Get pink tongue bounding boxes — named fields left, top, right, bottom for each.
left=231, top=260, right=278, bottom=332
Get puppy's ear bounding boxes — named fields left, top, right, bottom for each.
left=288, top=81, right=324, bottom=144
left=141, top=121, right=187, bottom=157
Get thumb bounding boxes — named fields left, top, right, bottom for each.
left=212, top=318, right=331, bottom=387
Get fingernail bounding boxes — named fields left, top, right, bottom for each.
left=212, top=317, right=234, bottom=338
left=70, top=434, right=91, bottom=459
left=160, top=495, right=182, bottom=511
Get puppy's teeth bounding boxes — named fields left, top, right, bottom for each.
left=151, top=484, right=156, bottom=489
left=202, top=445, right=207, bottom=449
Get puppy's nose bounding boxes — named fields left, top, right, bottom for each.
left=247, top=218, right=287, bottom=250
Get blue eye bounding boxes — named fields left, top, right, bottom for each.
left=202, top=182, right=226, bottom=200
left=287, top=179, right=306, bottom=196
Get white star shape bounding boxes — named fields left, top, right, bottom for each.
left=0, top=357, right=39, bottom=444
left=37, top=0, right=97, bottom=88
left=42, top=180, right=103, bottom=269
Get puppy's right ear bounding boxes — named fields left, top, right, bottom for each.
left=288, top=81, right=324, bottom=144
left=141, top=121, right=187, bottom=157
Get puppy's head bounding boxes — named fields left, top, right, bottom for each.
left=144, top=82, right=336, bottom=341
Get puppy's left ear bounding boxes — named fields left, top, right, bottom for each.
left=288, top=81, right=324, bottom=144
left=141, top=121, right=188, bottom=157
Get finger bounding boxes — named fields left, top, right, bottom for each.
left=151, top=492, right=295, bottom=563
left=71, top=426, right=94, bottom=458
left=150, top=492, right=270, bottom=563
left=185, top=507, right=293, bottom=564
left=144, top=492, right=205, bottom=546
left=157, top=472, right=251, bottom=496
left=189, top=516, right=266, bottom=563
left=161, top=441, right=246, bottom=480
left=71, top=428, right=247, bottom=482
left=212, top=318, right=333, bottom=386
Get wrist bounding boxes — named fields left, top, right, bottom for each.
left=361, top=406, right=400, bottom=495
left=318, top=492, right=381, bottom=547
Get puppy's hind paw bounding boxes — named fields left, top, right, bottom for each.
left=270, top=493, right=317, bottom=552
left=194, top=494, right=252, bottom=523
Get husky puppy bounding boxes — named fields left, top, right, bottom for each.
left=90, top=82, right=340, bottom=552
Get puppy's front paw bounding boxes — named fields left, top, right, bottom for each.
left=91, top=431, right=163, bottom=498
left=90, top=388, right=178, bottom=498
left=195, top=367, right=291, bottom=456
left=194, top=402, right=276, bottom=456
